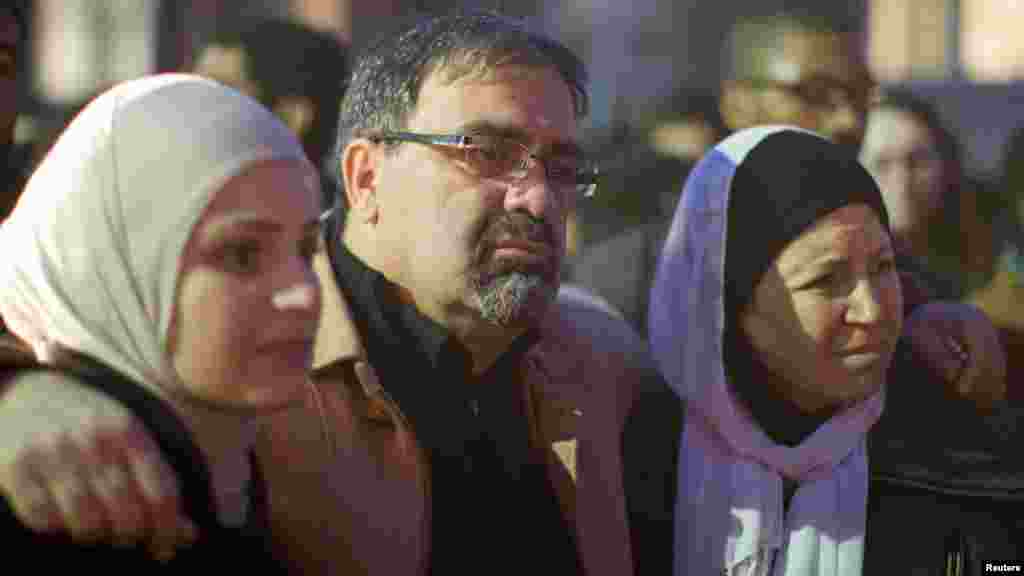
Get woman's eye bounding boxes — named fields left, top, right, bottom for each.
left=299, top=234, right=321, bottom=264
left=808, top=274, right=835, bottom=290
left=873, top=258, right=896, bottom=276
left=218, top=241, right=263, bottom=274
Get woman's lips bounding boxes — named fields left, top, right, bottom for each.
left=840, top=351, right=883, bottom=371
left=259, top=339, right=314, bottom=367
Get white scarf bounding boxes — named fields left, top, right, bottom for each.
left=648, top=126, right=884, bottom=576
left=0, top=73, right=310, bottom=524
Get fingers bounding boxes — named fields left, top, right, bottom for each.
left=942, top=336, right=971, bottom=396
left=122, top=424, right=197, bottom=561
left=88, top=431, right=147, bottom=548
left=955, top=325, right=1007, bottom=409
left=907, top=321, right=962, bottom=383
left=1, top=451, right=62, bottom=533
left=47, top=436, right=111, bottom=542
left=0, top=423, right=197, bottom=559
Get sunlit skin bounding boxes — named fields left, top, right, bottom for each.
left=168, top=158, right=322, bottom=411
left=743, top=204, right=904, bottom=417
left=859, top=107, right=945, bottom=257
left=343, top=63, right=577, bottom=374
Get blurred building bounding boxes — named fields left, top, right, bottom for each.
left=14, top=0, right=1024, bottom=180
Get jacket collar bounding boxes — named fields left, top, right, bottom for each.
left=311, top=248, right=364, bottom=371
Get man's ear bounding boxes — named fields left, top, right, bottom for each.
left=341, top=139, right=380, bottom=225
left=719, top=80, right=761, bottom=132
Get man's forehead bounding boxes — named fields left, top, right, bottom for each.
left=414, top=63, right=578, bottom=136
left=765, top=30, right=863, bottom=84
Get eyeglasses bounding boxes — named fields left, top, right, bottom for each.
left=361, top=130, right=600, bottom=200
left=746, top=77, right=876, bottom=113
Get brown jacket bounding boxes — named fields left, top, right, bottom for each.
left=255, top=252, right=642, bottom=575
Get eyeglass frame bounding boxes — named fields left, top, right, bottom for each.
left=357, top=129, right=600, bottom=199
left=742, top=76, right=877, bottom=114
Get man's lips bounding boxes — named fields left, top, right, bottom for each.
left=492, top=239, right=554, bottom=261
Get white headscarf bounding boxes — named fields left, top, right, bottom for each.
left=649, top=126, right=885, bottom=576
left=0, top=73, right=311, bottom=395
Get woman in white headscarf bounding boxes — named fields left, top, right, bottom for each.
left=0, top=74, right=321, bottom=571
left=629, top=125, right=1024, bottom=576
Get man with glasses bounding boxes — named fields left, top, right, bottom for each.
left=717, top=11, right=873, bottom=154
left=0, top=12, right=644, bottom=575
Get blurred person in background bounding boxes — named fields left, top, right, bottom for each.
left=189, top=15, right=348, bottom=169
left=717, top=9, right=872, bottom=155
left=188, top=15, right=348, bottom=212
left=716, top=7, right=1005, bottom=406
left=574, top=7, right=1005, bottom=405
left=859, top=89, right=999, bottom=300
left=970, top=125, right=1024, bottom=403
left=569, top=88, right=724, bottom=334
left=1, top=1, right=27, bottom=220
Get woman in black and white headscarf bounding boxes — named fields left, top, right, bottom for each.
left=633, top=125, right=1024, bottom=575
left=649, top=125, right=900, bottom=575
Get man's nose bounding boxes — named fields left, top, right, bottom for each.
left=503, top=165, right=564, bottom=221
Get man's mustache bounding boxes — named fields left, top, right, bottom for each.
left=474, top=212, right=557, bottom=283
left=479, top=212, right=554, bottom=249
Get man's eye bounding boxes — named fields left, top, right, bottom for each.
left=475, top=143, right=503, bottom=162
left=467, top=142, right=520, bottom=176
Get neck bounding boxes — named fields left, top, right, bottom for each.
left=345, top=226, right=526, bottom=376
left=454, top=317, right=525, bottom=376
left=728, top=332, right=835, bottom=447
left=394, top=282, right=524, bottom=376
left=169, top=397, right=258, bottom=527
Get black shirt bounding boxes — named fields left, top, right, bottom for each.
left=327, top=241, right=580, bottom=575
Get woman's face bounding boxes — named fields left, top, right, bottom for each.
left=168, top=158, right=322, bottom=411
left=859, top=107, right=945, bottom=246
left=742, top=204, right=903, bottom=416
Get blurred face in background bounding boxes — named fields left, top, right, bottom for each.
left=192, top=43, right=319, bottom=161
left=649, top=113, right=720, bottom=164
left=723, top=29, right=874, bottom=153
left=859, top=106, right=945, bottom=252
